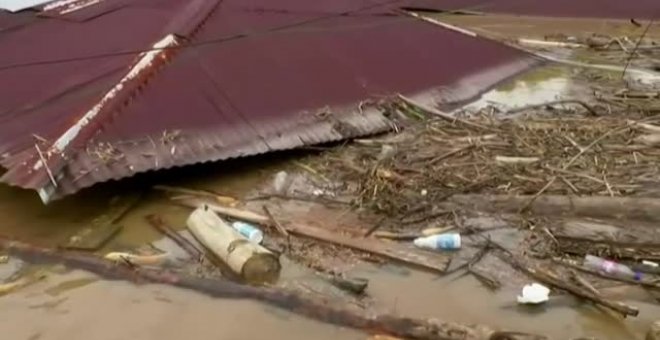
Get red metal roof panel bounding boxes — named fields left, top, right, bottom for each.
left=0, top=0, right=538, bottom=202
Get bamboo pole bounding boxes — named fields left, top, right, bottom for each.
left=187, top=207, right=281, bottom=284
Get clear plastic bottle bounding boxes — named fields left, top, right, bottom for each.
left=584, top=254, right=642, bottom=281
left=413, top=233, right=461, bottom=250
left=231, top=221, right=264, bottom=244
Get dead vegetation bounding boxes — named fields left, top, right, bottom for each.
left=312, top=94, right=660, bottom=222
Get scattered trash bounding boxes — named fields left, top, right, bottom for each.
left=413, top=233, right=461, bottom=251
left=644, top=260, right=659, bottom=268
left=178, top=199, right=452, bottom=274
left=231, top=221, right=264, bottom=244
left=584, top=255, right=642, bottom=281
left=272, top=171, right=290, bottom=194
left=187, top=207, right=281, bottom=284
left=1, top=23, right=660, bottom=340
left=517, top=283, right=550, bottom=304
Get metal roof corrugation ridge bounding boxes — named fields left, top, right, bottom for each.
left=43, top=107, right=392, bottom=200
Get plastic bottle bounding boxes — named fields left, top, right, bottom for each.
left=413, top=233, right=461, bottom=250
left=584, top=254, right=641, bottom=281
left=231, top=221, right=264, bottom=244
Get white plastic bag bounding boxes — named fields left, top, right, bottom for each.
left=517, top=283, right=550, bottom=304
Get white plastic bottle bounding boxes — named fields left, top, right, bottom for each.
left=584, top=254, right=641, bottom=281
left=413, top=233, right=461, bottom=250
left=231, top=221, right=264, bottom=244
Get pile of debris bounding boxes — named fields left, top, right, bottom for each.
left=310, top=95, right=660, bottom=221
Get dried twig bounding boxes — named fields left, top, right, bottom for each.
left=505, top=100, right=600, bottom=116
left=34, top=144, right=58, bottom=188
left=262, top=205, right=292, bottom=253
left=622, top=19, right=655, bottom=77
left=398, top=94, right=491, bottom=131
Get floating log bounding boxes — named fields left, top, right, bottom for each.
left=0, top=237, right=534, bottom=340
left=187, top=207, right=281, bottom=284
left=451, top=195, right=660, bottom=222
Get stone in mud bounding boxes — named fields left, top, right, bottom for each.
left=647, top=320, right=660, bottom=340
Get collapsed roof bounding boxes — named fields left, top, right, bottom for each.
left=0, top=0, right=539, bottom=203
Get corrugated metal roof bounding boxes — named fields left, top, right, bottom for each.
left=0, top=0, right=537, bottom=203
left=404, top=0, right=660, bottom=19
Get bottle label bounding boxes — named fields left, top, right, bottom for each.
left=436, top=235, right=457, bottom=249
left=602, top=261, right=615, bottom=273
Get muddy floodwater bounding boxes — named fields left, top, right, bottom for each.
left=2, top=152, right=660, bottom=340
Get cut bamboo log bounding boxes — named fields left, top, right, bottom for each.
left=451, top=195, right=660, bottom=222
left=175, top=198, right=451, bottom=273
left=187, top=207, right=281, bottom=284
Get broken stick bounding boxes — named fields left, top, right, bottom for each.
left=146, top=215, right=203, bottom=261
left=397, top=95, right=491, bottom=131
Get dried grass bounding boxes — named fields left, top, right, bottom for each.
left=312, top=98, right=660, bottom=220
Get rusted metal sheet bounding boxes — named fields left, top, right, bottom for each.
left=405, top=0, right=660, bottom=19
left=0, top=0, right=537, bottom=202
